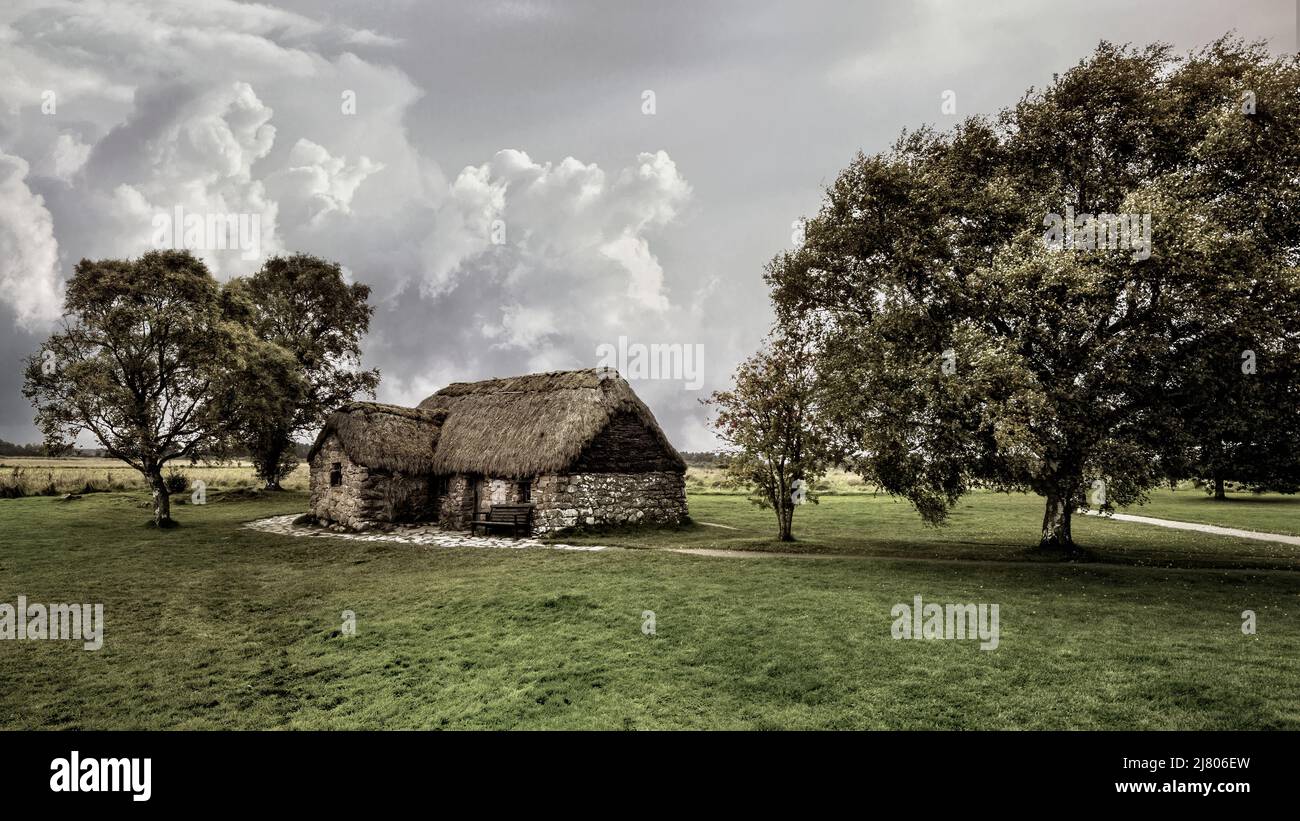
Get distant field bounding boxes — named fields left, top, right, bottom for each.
left=685, top=466, right=870, bottom=495
left=0, top=457, right=309, bottom=497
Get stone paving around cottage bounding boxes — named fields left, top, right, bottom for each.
left=243, top=514, right=610, bottom=552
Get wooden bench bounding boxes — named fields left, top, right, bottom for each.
left=470, top=503, right=534, bottom=539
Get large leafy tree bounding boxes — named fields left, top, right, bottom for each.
left=223, top=254, right=379, bottom=488
left=769, top=37, right=1300, bottom=553
left=22, top=251, right=280, bottom=526
left=705, top=314, right=845, bottom=541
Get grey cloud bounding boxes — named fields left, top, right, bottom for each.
left=0, top=0, right=1292, bottom=451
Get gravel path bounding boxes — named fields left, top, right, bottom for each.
left=243, top=514, right=608, bottom=552
left=1083, top=510, right=1300, bottom=546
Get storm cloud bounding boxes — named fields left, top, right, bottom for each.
left=0, top=0, right=1291, bottom=447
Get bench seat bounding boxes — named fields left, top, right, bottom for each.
left=470, top=503, right=534, bottom=539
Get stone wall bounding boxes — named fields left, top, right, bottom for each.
left=310, top=441, right=686, bottom=537
left=437, top=474, right=532, bottom=530
left=309, top=438, right=369, bottom=527
left=531, top=471, right=687, bottom=534
left=480, top=477, right=530, bottom=510
left=309, top=436, right=433, bottom=528
left=436, top=474, right=475, bottom=530
left=572, top=412, right=683, bottom=473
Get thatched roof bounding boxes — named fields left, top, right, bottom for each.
left=417, top=369, right=685, bottom=478
left=308, top=402, right=446, bottom=473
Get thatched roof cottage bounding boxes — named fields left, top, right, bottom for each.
left=307, top=369, right=688, bottom=534
left=307, top=402, right=447, bottom=528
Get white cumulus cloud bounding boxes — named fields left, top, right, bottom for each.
left=0, top=152, right=63, bottom=329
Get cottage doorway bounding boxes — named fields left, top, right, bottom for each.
left=430, top=475, right=449, bottom=521
left=471, top=475, right=486, bottom=515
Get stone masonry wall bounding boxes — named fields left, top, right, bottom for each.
left=365, top=471, right=435, bottom=524
left=309, top=436, right=433, bottom=528
left=436, top=474, right=475, bottom=530
left=572, top=412, right=683, bottom=473
left=312, top=448, right=685, bottom=537
left=531, top=471, right=687, bottom=534
left=309, top=438, right=370, bottom=528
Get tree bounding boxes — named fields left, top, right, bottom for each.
left=207, top=323, right=310, bottom=486
left=704, top=315, right=845, bottom=541
left=23, top=251, right=255, bottom=526
left=1178, top=334, right=1300, bottom=499
left=223, top=254, right=379, bottom=489
left=0, top=439, right=61, bottom=456
left=769, top=37, right=1300, bottom=554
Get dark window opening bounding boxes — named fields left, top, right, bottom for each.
left=433, top=475, right=449, bottom=499
left=518, top=480, right=531, bottom=502
left=329, top=463, right=342, bottom=487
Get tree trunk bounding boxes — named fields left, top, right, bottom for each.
left=1038, top=490, right=1077, bottom=554
left=147, top=469, right=173, bottom=527
left=778, top=504, right=794, bottom=542
left=770, top=478, right=795, bottom=541
left=252, top=430, right=296, bottom=491
left=1213, top=474, right=1226, bottom=500
left=256, top=443, right=287, bottom=490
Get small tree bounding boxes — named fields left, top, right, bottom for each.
left=705, top=317, right=844, bottom=541
left=224, top=254, right=379, bottom=489
left=23, top=251, right=247, bottom=526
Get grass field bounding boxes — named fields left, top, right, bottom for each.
left=2, top=481, right=1297, bottom=729
left=0, top=457, right=309, bottom=497
left=574, top=491, right=1300, bottom=570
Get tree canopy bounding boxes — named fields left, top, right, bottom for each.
left=768, top=37, right=1300, bottom=552
left=22, top=251, right=269, bottom=525
left=21, top=249, right=378, bottom=525
left=222, top=254, right=379, bottom=488
left=705, top=312, right=845, bottom=541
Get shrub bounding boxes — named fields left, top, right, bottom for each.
left=0, top=468, right=26, bottom=499
left=165, top=469, right=189, bottom=495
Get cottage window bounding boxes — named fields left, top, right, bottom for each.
left=517, top=480, right=531, bottom=502
left=329, top=463, right=343, bottom=487
left=433, top=475, right=449, bottom=499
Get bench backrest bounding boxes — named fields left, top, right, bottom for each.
left=486, top=504, right=533, bottom=523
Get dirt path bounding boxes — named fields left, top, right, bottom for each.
left=660, top=546, right=1300, bottom=575
left=1082, top=510, right=1300, bottom=546
left=668, top=547, right=860, bottom=560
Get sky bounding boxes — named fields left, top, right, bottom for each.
left=0, top=0, right=1294, bottom=450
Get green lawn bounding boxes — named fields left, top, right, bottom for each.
left=571, top=490, right=1300, bottom=570
left=1, top=490, right=1297, bottom=729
